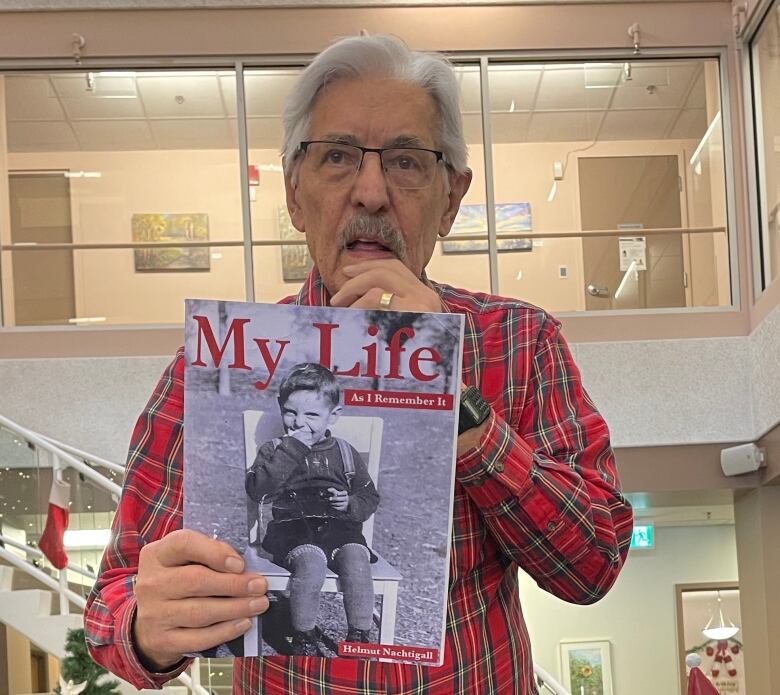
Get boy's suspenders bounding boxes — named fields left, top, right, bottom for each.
left=336, top=437, right=355, bottom=490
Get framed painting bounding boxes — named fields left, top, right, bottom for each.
left=277, top=206, right=313, bottom=282
left=441, top=202, right=533, bottom=254
left=132, top=213, right=210, bottom=272
left=559, top=640, right=614, bottom=695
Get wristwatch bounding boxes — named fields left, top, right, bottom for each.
left=458, top=385, right=491, bottom=435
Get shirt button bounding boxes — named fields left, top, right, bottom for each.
left=546, top=521, right=557, bottom=533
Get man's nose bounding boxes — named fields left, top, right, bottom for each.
left=350, top=151, right=390, bottom=213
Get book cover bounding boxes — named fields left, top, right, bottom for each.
left=183, top=299, right=464, bottom=665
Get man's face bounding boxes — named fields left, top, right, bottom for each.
left=285, top=77, right=471, bottom=294
left=280, top=390, right=340, bottom=444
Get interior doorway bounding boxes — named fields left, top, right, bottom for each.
left=579, top=155, right=687, bottom=310
left=8, top=171, right=75, bottom=325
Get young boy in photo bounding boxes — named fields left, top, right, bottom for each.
left=245, top=362, right=380, bottom=656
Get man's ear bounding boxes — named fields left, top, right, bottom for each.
left=328, top=405, right=343, bottom=424
left=284, top=170, right=306, bottom=234
left=438, top=168, right=472, bottom=238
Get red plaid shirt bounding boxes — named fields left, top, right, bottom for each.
left=85, top=270, right=632, bottom=694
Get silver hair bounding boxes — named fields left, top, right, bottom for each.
left=281, top=34, right=468, bottom=181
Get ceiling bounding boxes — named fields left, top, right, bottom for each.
left=2, top=60, right=713, bottom=153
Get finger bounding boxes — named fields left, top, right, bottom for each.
left=342, top=258, right=410, bottom=278
left=152, top=529, right=244, bottom=573
left=163, top=595, right=270, bottom=629
left=331, top=269, right=405, bottom=305
left=164, top=618, right=255, bottom=656
left=143, top=565, right=268, bottom=600
left=347, top=290, right=400, bottom=311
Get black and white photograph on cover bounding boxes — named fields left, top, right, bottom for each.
left=182, top=299, right=464, bottom=664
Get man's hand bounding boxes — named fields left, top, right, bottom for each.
left=329, top=259, right=444, bottom=313
left=327, top=487, right=349, bottom=511
left=132, top=529, right=269, bottom=672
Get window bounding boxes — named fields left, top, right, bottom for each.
left=486, top=58, right=730, bottom=312
left=750, top=1, right=780, bottom=292
left=1, top=70, right=246, bottom=326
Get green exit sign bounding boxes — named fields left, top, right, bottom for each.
left=631, top=524, right=654, bottom=549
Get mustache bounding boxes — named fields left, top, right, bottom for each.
left=338, top=216, right=407, bottom=259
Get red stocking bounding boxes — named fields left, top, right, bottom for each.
left=38, top=477, right=70, bottom=570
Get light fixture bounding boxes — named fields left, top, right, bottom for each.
left=689, top=111, right=722, bottom=167
left=547, top=161, right=564, bottom=202
left=614, top=260, right=638, bottom=300
left=63, top=528, right=111, bottom=549
left=702, top=591, right=739, bottom=640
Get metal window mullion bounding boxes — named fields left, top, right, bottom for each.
left=235, top=60, right=255, bottom=303
left=740, top=38, right=766, bottom=299
left=479, top=57, right=499, bottom=295
left=717, top=48, right=743, bottom=310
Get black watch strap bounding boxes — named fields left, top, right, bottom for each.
left=458, top=385, right=491, bottom=435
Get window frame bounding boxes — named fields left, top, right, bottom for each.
left=0, top=46, right=740, bottom=332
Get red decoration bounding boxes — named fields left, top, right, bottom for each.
left=688, top=667, right=721, bottom=695
left=38, top=477, right=70, bottom=570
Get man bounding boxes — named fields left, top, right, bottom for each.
left=85, top=34, right=633, bottom=694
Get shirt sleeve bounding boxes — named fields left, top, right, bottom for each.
left=456, top=316, right=633, bottom=605
left=83, top=348, right=192, bottom=689
left=345, top=447, right=380, bottom=522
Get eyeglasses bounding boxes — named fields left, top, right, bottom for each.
left=299, top=140, right=445, bottom=190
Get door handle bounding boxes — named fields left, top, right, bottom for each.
left=586, top=284, right=610, bottom=298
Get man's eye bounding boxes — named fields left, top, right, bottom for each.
left=323, top=148, right=356, bottom=166
left=388, top=153, right=420, bottom=171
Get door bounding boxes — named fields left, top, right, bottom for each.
left=9, top=172, right=76, bottom=325
left=579, top=155, right=686, bottom=310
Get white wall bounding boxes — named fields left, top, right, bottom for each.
left=1, top=298, right=778, bottom=461
left=519, top=524, right=739, bottom=695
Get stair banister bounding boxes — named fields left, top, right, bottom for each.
left=0, top=532, right=96, bottom=579
left=0, top=414, right=122, bottom=497
left=40, top=434, right=126, bottom=475
left=0, top=545, right=87, bottom=610
left=534, top=662, right=571, bottom=694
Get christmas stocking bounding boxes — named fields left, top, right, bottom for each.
left=38, top=477, right=71, bottom=570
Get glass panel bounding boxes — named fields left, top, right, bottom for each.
left=1, top=70, right=245, bottom=326
left=244, top=68, right=314, bottom=299
left=0, top=425, right=41, bottom=562
left=3, top=246, right=246, bottom=325
left=427, top=64, right=491, bottom=293
left=487, top=58, right=729, bottom=312
left=751, top=2, right=780, bottom=290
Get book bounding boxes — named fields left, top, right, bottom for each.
left=183, top=298, right=464, bottom=665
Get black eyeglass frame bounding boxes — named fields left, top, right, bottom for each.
left=298, top=140, right=446, bottom=187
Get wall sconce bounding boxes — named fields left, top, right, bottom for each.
left=702, top=591, right=739, bottom=641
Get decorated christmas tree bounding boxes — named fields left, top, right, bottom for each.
left=56, top=627, right=120, bottom=695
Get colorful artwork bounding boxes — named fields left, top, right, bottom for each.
left=560, top=641, right=613, bottom=695
left=278, top=206, right=313, bottom=282
left=441, top=202, right=532, bottom=254
left=132, top=213, right=210, bottom=272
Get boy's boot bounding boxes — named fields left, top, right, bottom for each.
left=291, top=629, right=320, bottom=656
left=346, top=627, right=371, bottom=643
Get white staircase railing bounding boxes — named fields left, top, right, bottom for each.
left=0, top=414, right=207, bottom=695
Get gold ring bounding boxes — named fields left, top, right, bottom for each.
left=379, top=291, right=394, bottom=309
